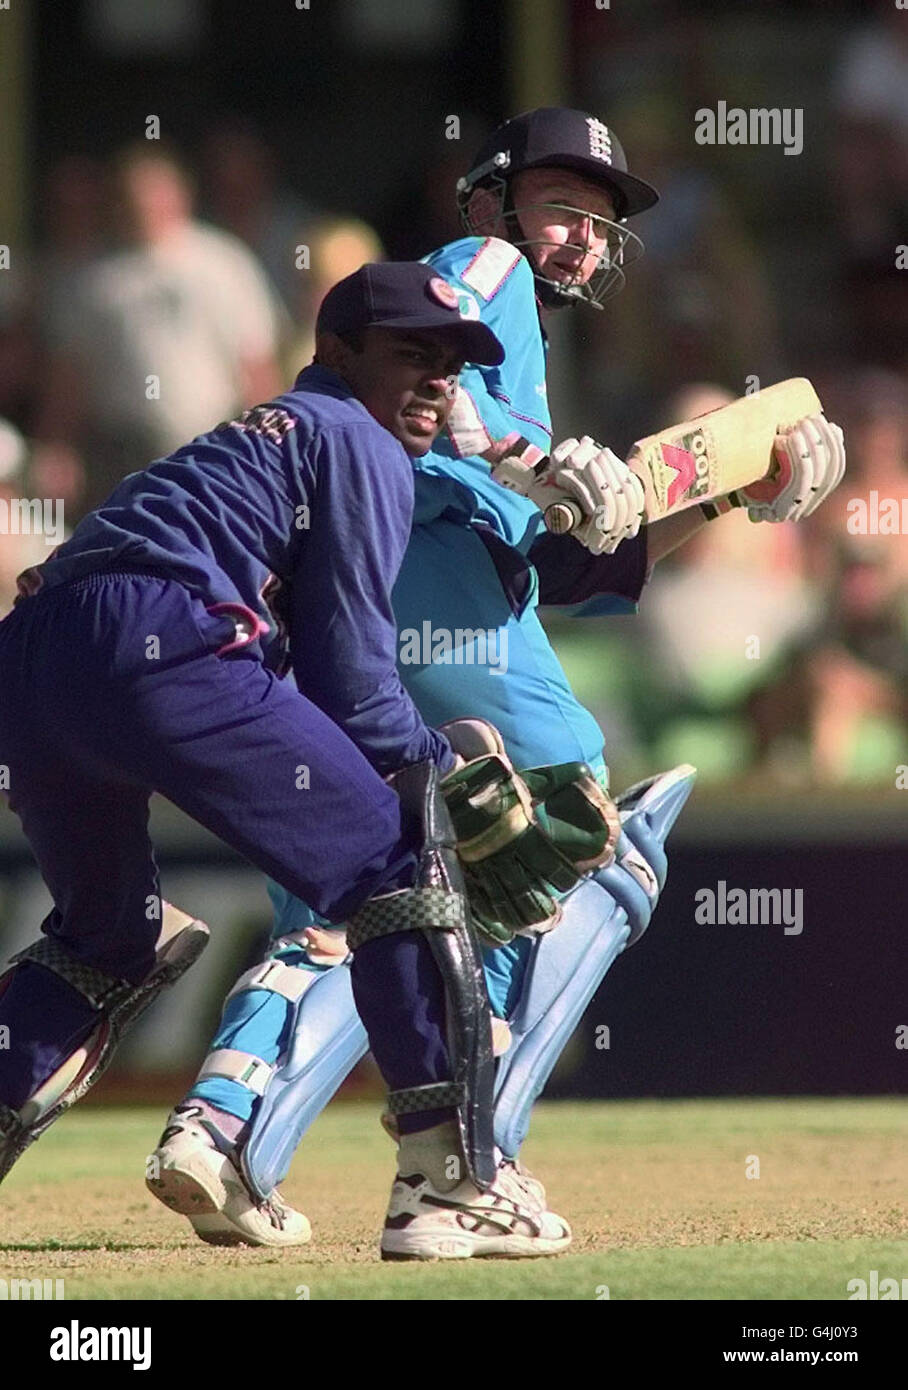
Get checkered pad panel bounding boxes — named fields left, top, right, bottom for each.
left=347, top=888, right=467, bottom=951
left=388, top=1081, right=466, bottom=1115
left=12, top=938, right=127, bottom=1009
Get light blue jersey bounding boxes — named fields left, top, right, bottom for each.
left=415, top=236, right=641, bottom=619
left=416, top=237, right=551, bottom=551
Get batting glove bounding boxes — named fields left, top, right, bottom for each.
left=547, top=436, right=646, bottom=554
left=728, top=414, right=846, bottom=523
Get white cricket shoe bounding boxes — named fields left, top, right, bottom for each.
left=382, top=1107, right=549, bottom=1214
left=496, top=1157, right=548, bottom=1211
left=146, top=1109, right=311, bottom=1248
left=380, top=1167, right=571, bottom=1260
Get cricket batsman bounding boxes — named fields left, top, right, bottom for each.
left=148, top=110, right=846, bottom=1252
left=0, top=260, right=628, bottom=1260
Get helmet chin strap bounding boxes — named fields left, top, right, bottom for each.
left=533, top=271, right=581, bottom=312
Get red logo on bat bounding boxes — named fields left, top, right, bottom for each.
left=661, top=443, right=697, bottom=508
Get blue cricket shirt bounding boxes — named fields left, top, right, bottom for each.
left=23, top=365, right=452, bottom=775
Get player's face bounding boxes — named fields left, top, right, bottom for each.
left=511, top=169, right=617, bottom=288
left=350, top=329, right=465, bottom=456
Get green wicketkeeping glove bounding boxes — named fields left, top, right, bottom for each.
left=521, top=762, right=620, bottom=874
left=440, top=721, right=619, bottom=946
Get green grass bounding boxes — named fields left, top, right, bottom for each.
left=1, top=1098, right=905, bottom=1300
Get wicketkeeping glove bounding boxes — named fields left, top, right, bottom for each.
left=521, top=761, right=621, bottom=876
left=440, top=719, right=620, bottom=945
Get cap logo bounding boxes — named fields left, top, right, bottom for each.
left=427, top=276, right=459, bottom=310
left=586, top=117, right=612, bottom=164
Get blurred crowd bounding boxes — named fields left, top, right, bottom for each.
left=0, top=2, right=904, bottom=789
left=551, top=0, right=907, bottom=788
left=0, top=128, right=390, bottom=516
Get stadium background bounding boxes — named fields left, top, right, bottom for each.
left=0, top=0, right=904, bottom=1101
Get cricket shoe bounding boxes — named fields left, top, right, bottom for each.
left=380, top=1106, right=549, bottom=1213
left=496, top=1157, right=547, bottom=1211
left=146, top=1107, right=311, bottom=1247
left=381, top=1110, right=549, bottom=1213
left=380, top=1168, right=571, bottom=1260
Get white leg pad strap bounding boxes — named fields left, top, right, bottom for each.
left=225, top=958, right=317, bottom=1005
left=197, top=1049, right=274, bottom=1096
left=491, top=1017, right=512, bottom=1057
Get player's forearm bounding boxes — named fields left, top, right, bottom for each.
left=531, top=528, right=648, bottom=606
left=296, top=665, right=454, bottom=777
left=290, top=426, right=455, bottom=777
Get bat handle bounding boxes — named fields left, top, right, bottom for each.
left=488, top=437, right=585, bottom=535
left=544, top=499, right=583, bottom=535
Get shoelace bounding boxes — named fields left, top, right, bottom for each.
left=261, top=1195, right=290, bottom=1230
left=498, top=1160, right=544, bottom=1206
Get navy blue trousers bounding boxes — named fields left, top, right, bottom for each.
left=0, top=574, right=451, bottom=1115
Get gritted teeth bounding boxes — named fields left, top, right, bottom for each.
left=403, top=405, right=441, bottom=422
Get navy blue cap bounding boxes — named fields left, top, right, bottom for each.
left=463, top=107, right=659, bottom=219
left=316, top=261, right=504, bottom=366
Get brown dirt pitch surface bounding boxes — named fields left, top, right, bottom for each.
left=0, top=1098, right=905, bottom=1300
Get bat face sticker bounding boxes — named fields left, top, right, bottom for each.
left=660, top=429, right=710, bottom=509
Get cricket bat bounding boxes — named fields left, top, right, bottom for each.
left=491, top=378, right=822, bottom=534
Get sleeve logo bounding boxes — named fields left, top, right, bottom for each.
left=220, top=406, right=296, bottom=444
left=455, top=288, right=481, bottom=320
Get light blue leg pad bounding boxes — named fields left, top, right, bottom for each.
left=238, top=885, right=533, bottom=1198
left=189, top=885, right=334, bottom=1122
left=206, top=884, right=367, bottom=1201
left=189, top=980, right=307, bottom=1121
left=492, top=764, right=696, bottom=1158
left=241, top=958, right=369, bottom=1200
left=492, top=879, right=630, bottom=1159
left=237, top=897, right=534, bottom=1196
